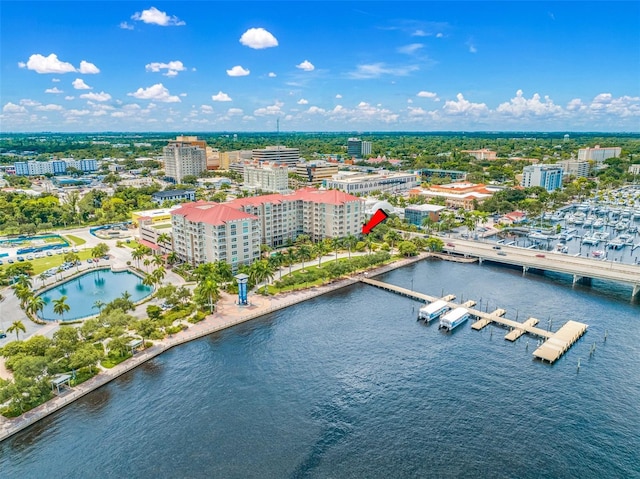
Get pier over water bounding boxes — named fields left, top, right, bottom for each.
left=360, top=277, right=588, bottom=364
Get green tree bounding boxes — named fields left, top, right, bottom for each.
left=52, top=295, right=71, bottom=321
left=91, top=243, right=109, bottom=259
left=296, top=244, right=312, bottom=272
left=342, top=235, right=357, bottom=260
left=398, top=240, right=418, bottom=257
left=7, top=320, right=26, bottom=341
left=26, top=296, right=45, bottom=319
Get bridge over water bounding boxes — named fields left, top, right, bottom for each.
left=441, top=238, right=640, bottom=299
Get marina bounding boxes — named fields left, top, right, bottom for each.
left=360, top=277, right=588, bottom=363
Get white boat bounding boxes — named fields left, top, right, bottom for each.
left=582, top=235, right=599, bottom=246
left=591, top=250, right=605, bottom=258
left=439, top=307, right=470, bottom=331
left=418, top=300, right=449, bottom=322
left=528, top=232, right=549, bottom=241
left=593, top=219, right=604, bottom=229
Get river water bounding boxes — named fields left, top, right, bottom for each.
left=2, top=260, right=639, bottom=478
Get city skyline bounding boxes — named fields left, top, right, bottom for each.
left=1, top=1, right=639, bottom=133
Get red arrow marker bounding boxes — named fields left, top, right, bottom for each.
left=362, top=208, right=389, bottom=235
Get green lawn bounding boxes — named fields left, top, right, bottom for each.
left=64, top=234, right=87, bottom=246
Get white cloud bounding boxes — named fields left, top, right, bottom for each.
left=201, top=105, right=214, bottom=113
left=268, top=72, right=277, bottom=78
left=212, top=91, right=232, bottom=102
left=496, top=90, right=562, bottom=117
left=179, top=93, right=187, bottom=97
left=131, top=7, right=185, bottom=26
left=588, top=93, right=640, bottom=117
left=120, top=21, right=134, bottom=30
left=52, top=78, right=60, bottom=82
left=19, top=99, right=41, bottom=107
left=226, top=65, right=250, bottom=77
left=408, top=106, right=428, bottom=117
left=417, top=91, right=439, bottom=101
left=72, top=78, right=92, bottom=90
left=128, top=83, right=180, bottom=102
left=65, top=109, right=91, bottom=117
left=307, top=106, right=325, bottom=114
left=146, top=60, right=187, bottom=77
left=436, top=33, right=444, bottom=38
left=348, top=63, right=418, bottom=79
left=45, top=87, right=63, bottom=94
left=227, top=108, right=243, bottom=116
left=78, top=60, right=100, bottom=74
left=64, top=96, right=75, bottom=101
left=335, top=94, right=342, bottom=99
left=254, top=101, right=284, bottom=116
left=36, top=104, right=64, bottom=111
left=467, top=40, right=477, bottom=53
left=3, top=102, right=27, bottom=113
left=239, top=27, right=278, bottom=49
left=19, top=53, right=76, bottom=74
left=80, top=91, right=112, bottom=102
left=398, top=43, right=424, bottom=55
left=412, top=29, right=428, bottom=37
left=442, top=93, right=488, bottom=115
left=296, top=60, right=315, bottom=72
left=297, top=98, right=309, bottom=105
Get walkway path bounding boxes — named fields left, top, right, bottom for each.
left=0, top=253, right=426, bottom=442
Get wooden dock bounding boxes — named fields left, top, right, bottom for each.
left=532, top=320, right=589, bottom=364
left=505, top=317, right=539, bottom=341
left=360, top=277, right=588, bottom=364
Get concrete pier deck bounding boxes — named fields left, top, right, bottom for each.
left=533, top=320, right=589, bottom=363
left=505, top=317, right=540, bottom=341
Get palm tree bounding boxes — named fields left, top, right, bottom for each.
left=13, top=274, right=32, bottom=291
left=143, top=257, right=152, bottom=273
left=313, top=242, right=330, bottom=267
left=38, top=272, right=48, bottom=287
left=156, top=233, right=171, bottom=252
left=7, top=320, right=26, bottom=341
left=152, top=266, right=166, bottom=285
left=166, top=251, right=179, bottom=266
left=249, top=260, right=275, bottom=294
left=285, top=248, right=297, bottom=276
left=93, top=300, right=106, bottom=313
left=52, top=295, right=71, bottom=321
left=384, top=230, right=402, bottom=251
left=343, top=235, right=357, bottom=260
left=142, top=273, right=155, bottom=288
left=14, top=285, right=34, bottom=309
left=197, top=277, right=219, bottom=313
left=26, top=296, right=45, bottom=319
left=364, top=235, right=374, bottom=255
left=331, top=237, right=342, bottom=263
left=91, top=242, right=109, bottom=259
left=152, top=254, right=164, bottom=268
left=269, top=251, right=286, bottom=280
left=131, top=247, right=145, bottom=269
left=297, top=244, right=312, bottom=272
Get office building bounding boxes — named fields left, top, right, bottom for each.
left=404, top=204, right=447, bottom=226
left=577, top=145, right=621, bottom=165
left=219, top=150, right=253, bottom=170
left=252, top=145, right=301, bottom=167
left=151, top=189, right=196, bottom=205
left=557, top=160, right=590, bottom=178
left=461, top=149, right=498, bottom=161
left=293, top=161, right=340, bottom=186
left=408, top=182, right=496, bottom=211
left=521, top=164, right=564, bottom=191
left=347, top=138, right=372, bottom=159
left=324, top=171, right=419, bottom=195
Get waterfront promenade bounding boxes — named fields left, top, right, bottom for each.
left=0, top=253, right=427, bottom=442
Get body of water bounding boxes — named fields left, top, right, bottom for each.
left=38, top=269, right=152, bottom=321
left=3, top=260, right=640, bottom=478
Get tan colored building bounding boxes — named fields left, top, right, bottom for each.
left=462, top=149, right=498, bottom=161
left=294, top=161, right=340, bottom=186
left=409, top=182, right=495, bottom=211
left=163, top=136, right=207, bottom=183
left=219, top=150, right=253, bottom=170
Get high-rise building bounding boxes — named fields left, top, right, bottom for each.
left=347, top=138, right=372, bottom=159
left=252, top=145, right=301, bottom=167
left=521, top=164, right=564, bottom=191
left=577, top=145, right=621, bottom=166
left=243, top=161, right=289, bottom=193
left=557, top=160, right=590, bottom=178
left=163, top=136, right=207, bottom=183
left=293, top=161, right=340, bottom=186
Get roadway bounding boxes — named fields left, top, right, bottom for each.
left=441, top=237, right=640, bottom=293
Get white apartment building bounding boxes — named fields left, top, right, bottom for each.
left=243, top=161, right=289, bottom=193
left=324, top=171, right=419, bottom=195
left=171, top=203, right=262, bottom=268
left=521, top=164, right=564, bottom=191
left=577, top=145, right=621, bottom=166
left=163, top=139, right=207, bottom=183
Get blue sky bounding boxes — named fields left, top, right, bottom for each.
left=1, top=1, right=639, bottom=132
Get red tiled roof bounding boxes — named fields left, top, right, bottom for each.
left=289, top=188, right=360, bottom=205
left=171, top=202, right=258, bottom=225
left=138, top=239, right=160, bottom=250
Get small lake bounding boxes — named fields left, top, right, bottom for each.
left=38, top=269, right=152, bottom=321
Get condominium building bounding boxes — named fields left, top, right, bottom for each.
left=169, top=188, right=364, bottom=267
left=151, top=189, right=196, bottom=205
left=577, top=145, right=621, bottom=165
left=521, top=164, right=564, bottom=191
left=171, top=202, right=262, bottom=268
left=252, top=145, right=301, bottom=167
left=324, top=171, right=419, bottom=195
left=163, top=136, right=207, bottom=183
left=243, top=161, right=289, bottom=193
left=347, top=138, right=372, bottom=159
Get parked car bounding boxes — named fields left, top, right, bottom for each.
left=17, top=256, right=25, bottom=262
left=492, top=245, right=501, bottom=250
left=0, top=330, right=6, bottom=339
left=0, top=259, right=3, bottom=265
left=497, top=251, right=507, bottom=256
left=46, top=251, right=53, bottom=256
left=8, top=258, right=14, bottom=264
left=446, top=243, right=455, bottom=247
left=87, top=259, right=93, bottom=264
left=535, top=254, right=546, bottom=258
left=72, top=248, right=79, bottom=253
